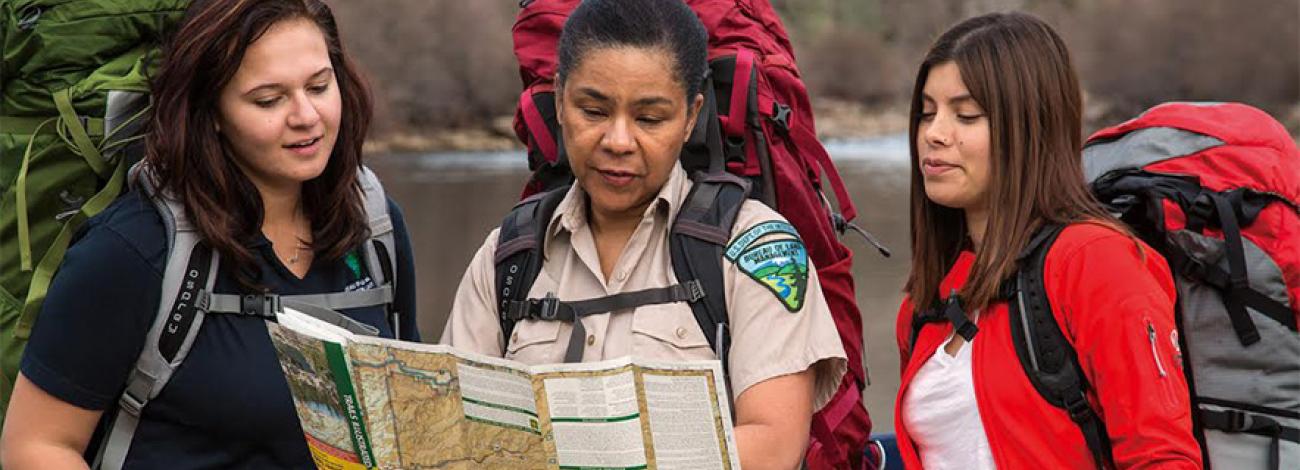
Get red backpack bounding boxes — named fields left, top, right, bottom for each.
left=510, top=1, right=880, bottom=468
left=1084, top=102, right=1300, bottom=469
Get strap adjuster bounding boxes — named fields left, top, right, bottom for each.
left=535, top=292, right=560, bottom=320
left=241, top=293, right=281, bottom=319
left=120, top=390, right=146, bottom=416
left=768, top=102, right=792, bottom=131
left=1063, top=391, right=1094, bottom=422
left=685, top=280, right=706, bottom=302
left=1224, top=409, right=1250, bottom=432
left=195, top=290, right=211, bottom=313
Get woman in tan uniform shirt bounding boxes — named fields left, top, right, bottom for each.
left=442, top=1, right=846, bottom=468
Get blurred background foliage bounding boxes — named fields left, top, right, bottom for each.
left=330, top=0, right=1299, bottom=149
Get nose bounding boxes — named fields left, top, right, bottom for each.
left=923, top=113, right=953, bottom=148
left=286, top=91, right=321, bottom=129
left=600, top=115, right=636, bottom=156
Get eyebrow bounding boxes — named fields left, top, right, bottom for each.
left=922, top=93, right=977, bottom=106
left=243, top=67, right=333, bottom=96
left=574, top=87, right=673, bottom=107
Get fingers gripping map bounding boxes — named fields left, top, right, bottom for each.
left=268, top=308, right=740, bottom=470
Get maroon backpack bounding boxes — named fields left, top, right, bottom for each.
left=511, top=1, right=881, bottom=468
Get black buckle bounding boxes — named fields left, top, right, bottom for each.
left=534, top=292, right=560, bottom=320
left=1187, top=193, right=1215, bottom=231
left=685, top=280, right=706, bottom=302
left=769, top=102, right=791, bottom=131
left=1225, top=410, right=1249, bottom=432
left=241, top=293, right=281, bottom=319
left=1064, top=392, right=1094, bottom=422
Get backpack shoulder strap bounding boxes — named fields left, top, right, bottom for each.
left=1008, top=223, right=1115, bottom=470
left=495, top=186, right=569, bottom=351
left=96, top=168, right=217, bottom=470
left=356, top=165, right=401, bottom=336
left=668, top=171, right=750, bottom=367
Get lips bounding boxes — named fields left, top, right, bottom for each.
left=595, top=168, right=639, bottom=187
left=284, top=136, right=322, bottom=155
left=921, top=158, right=960, bottom=176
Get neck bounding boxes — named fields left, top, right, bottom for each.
left=258, top=182, right=305, bottom=232
left=589, top=198, right=651, bottom=239
left=965, top=206, right=988, bottom=249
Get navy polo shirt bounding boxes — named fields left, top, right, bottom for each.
left=20, top=189, right=419, bottom=468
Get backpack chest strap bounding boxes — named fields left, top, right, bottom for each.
left=204, top=290, right=390, bottom=336
left=502, top=280, right=706, bottom=362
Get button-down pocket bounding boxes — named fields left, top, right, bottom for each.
left=631, top=304, right=715, bottom=361
left=505, top=319, right=563, bottom=363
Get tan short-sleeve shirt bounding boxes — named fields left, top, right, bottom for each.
left=441, top=165, right=847, bottom=410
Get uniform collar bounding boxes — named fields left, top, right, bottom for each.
left=546, top=164, right=692, bottom=243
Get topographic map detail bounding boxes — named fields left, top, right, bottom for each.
left=349, top=342, right=549, bottom=469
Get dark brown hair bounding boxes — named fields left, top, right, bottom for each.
left=905, top=12, right=1120, bottom=311
left=144, top=0, right=372, bottom=285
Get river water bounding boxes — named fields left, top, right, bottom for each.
left=369, top=134, right=913, bottom=431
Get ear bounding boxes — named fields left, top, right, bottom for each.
left=683, top=92, right=704, bottom=143
left=553, top=75, right=565, bottom=129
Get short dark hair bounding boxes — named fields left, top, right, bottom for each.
left=145, top=0, right=373, bottom=287
left=556, top=0, right=709, bottom=101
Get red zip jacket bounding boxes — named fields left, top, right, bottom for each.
left=894, top=223, right=1203, bottom=469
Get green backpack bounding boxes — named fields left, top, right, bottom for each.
left=0, top=0, right=188, bottom=433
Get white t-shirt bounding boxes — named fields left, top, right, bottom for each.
left=901, top=323, right=997, bottom=470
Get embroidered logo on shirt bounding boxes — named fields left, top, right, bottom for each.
left=726, top=220, right=807, bottom=312
left=345, top=252, right=363, bottom=279
left=725, top=220, right=800, bottom=260
left=733, top=239, right=809, bottom=312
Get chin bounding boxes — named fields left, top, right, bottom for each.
left=923, top=188, right=969, bottom=210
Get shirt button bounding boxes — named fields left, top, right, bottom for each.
left=675, top=327, right=688, bottom=339
left=616, top=270, right=628, bottom=281
left=587, top=335, right=596, bottom=346
left=511, top=332, right=519, bottom=344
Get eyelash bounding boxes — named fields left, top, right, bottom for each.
left=917, top=112, right=982, bottom=123
left=253, top=83, right=329, bottom=108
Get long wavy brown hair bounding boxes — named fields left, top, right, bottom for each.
left=143, top=0, right=373, bottom=286
left=905, top=12, right=1120, bottom=312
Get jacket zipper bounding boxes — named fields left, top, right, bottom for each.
left=1146, top=320, right=1167, bottom=378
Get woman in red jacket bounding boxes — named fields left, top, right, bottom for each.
left=893, top=12, right=1202, bottom=469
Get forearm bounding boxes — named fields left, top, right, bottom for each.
left=735, top=422, right=809, bottom=470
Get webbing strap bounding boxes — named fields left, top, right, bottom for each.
left=1208, top=193, right=1264, bottom=346
left=0, top=115, right=105, bottom=136
left=52, top=89, right=109, bottom=176
left=942, top=294, right=978, bottom=341
left=907, top=292, right=976, bottom=350
left=206, top=288, right=393, bottom=316
left=786, top=121, right=857, bottom=221
left=1065, top=391, right=1116, bottom=470
left=520, top=88, right=559, bottom=165
left=502, top=281, right=705, bottom=362
left=1201, top=408, right=1300, bottom=470
left=16, top=160, right=127, bottom=338
left=721, top=49, right=755, bottom=139
left=1164, top=247, right=1298, bottom=332
left=13, top=117, right=54, bottom=271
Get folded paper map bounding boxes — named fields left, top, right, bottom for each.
left=267, top=307, right=740, bottom=470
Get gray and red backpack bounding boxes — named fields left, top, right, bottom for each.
left=916, top=102, right=1299, bottom=469
left=1084, top=102, right=1299, bottom=469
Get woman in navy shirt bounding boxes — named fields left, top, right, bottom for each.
left=0, top=0, right=417, bottom=468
